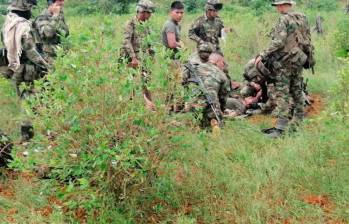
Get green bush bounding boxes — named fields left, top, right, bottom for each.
left=305, top=0, right=338, bottom=11
left=184, top=0, right=206, bottom=13
left=334, top=17, right=349, bottom=57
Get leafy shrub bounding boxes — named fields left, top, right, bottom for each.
left=184, top=0, right=206, bottom=13
left=334, top=17, right=349, bottom=57
left=305, top=0, right=338, bottom=11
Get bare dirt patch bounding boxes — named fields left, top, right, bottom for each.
left=248, top=94, right=325, bottom=126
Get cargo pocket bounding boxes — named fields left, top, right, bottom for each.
left=290, top=48, right=307, bottom=68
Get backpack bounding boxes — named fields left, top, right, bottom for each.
left=284, top=12, right=316, bottom=70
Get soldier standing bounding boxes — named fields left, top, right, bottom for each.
left=188, top=0, right=225, bottom=54
left=2, top=0, right=50, bottom=141
left=119, top=0, right=155, bottom=110
left=255, top=0, right=314, bottom=138
left=33, top=0, right=69, bottom=64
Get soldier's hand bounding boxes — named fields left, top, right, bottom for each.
left=130, top=57, right=139, bottom=68
left=49, top=4, right=61, bottom=17
left=254, top=56, right=262, bottom=66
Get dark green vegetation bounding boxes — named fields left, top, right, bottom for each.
left=0, top=0, right=348, bottom=223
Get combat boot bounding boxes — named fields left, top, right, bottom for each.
left=262, top=128, right=284, bottom=138
left=21, top=122, right=34, bottom=142
left=262, top=118, right=288, bottom=139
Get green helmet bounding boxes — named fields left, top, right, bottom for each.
left=137, top=0, right=155, bottom=13
left=8, top=0, right=37, bottom=11
left=271, top=0, right=296, bottom=6
left=205, top=0, right=223, bottom=11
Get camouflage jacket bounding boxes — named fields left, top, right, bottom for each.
left=2, top=13, right=48, bottom=70
left=119, top=16, right=152, bottom=60
left=33, top=9, right=69, bottom=56
left=260, top=11, right=310, bottom=67
left=183, top=61, right=231, bottom=118
left=188, top=15, right=224, bottom=52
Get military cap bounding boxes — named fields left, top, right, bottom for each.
left=205, top=0, right=223, bottom=11
left=137, top=0, right=155, bottom=13
left=198, top=43, right=214, bottom=53
left=8, top=0, right=37, bottom=11
left=271, top=0, right=296, bottom=6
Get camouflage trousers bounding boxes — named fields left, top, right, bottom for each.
left=274, top=66, right=304, bottom=130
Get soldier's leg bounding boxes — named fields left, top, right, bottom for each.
left=290, top=70, right=304, bottom=126
left=11, top=66, right=25, bottom=97
left=274, top=71, right=291, bottom=131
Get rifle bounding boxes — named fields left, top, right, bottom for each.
left=184, top=63, right=223, bottom=127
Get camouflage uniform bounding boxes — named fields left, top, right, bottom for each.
left=119, top=0, right=155, bottom=62
left=241, top=59, right=277, bottom=114
left=183, top=45, right=231, bottom=125
left=119, top=16, right=152, bottom=62
left=188, top=0, right=224, bottom=53
left=2, top=0, right=49, bottom=97
left=261, top=0, right=311, bottom=133
left=33, top=8, right=69, bottom=63
left=2, top=0, right=46, bottom=141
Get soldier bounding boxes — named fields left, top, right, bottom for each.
left=188, top=0, right=225, bottom=53
left=162, top=1, right=185, bottom=60
left=240, top=59, right=277, bottom=115
left=2, top=0, right=49, bottom=141
left=119, top=0, right=155, bottom=110
left=255, top=0, right=314, bottom=138
left=33, top=0, right=69, bottom=64
left=183, top=44, right=231, bottom=128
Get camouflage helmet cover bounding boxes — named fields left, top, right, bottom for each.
left=198, top=42, right=214, bottom=54
left=205, top=0, right=223, bottom=11
left=271, top=0, right=296, bottom=6
left=137, top=0, right=155, bottom=13
left=8, top=0, right=37, bottom=11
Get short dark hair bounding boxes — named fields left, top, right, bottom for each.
left=171, top=1, right=184, bottom=11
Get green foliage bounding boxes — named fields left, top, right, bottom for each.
left=334, top=17, right=349, bottom=57
left=183, top=0, right=206, bottom=13
left=305, top=0, right=338, bottom=11
left=234, top=0, right=273, bottom=15
left=67, top=0, right=137, bottom=15
left=1, top=3, right=349, bottom=224
left=331, top=59, right=349, bottom=120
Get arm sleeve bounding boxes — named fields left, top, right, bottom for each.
left=188, top=19, right=203, bottom=44
left=123, top=21, right=136, bottom=59
left=260, top=17, right=288, bottom=59
left=22, top=34, right=48, bottom=69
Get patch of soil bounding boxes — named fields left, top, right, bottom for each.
left=248, top=94, right=325, bottom=126
left=305, top=94, right=325, bottom=117
left=248, top=115, right=276, bottom=126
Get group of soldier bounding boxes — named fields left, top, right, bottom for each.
left=120, top=0, right=315, bottom=138
left=0, top=0, right=68, bottom=166
left=0, top=0, right=316, bottom=167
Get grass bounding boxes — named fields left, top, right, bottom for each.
left=0, top=3, right=348, bottom=224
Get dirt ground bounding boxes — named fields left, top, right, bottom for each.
left=248, top=94, right=325, bottom=126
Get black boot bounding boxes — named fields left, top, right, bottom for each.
left=262, top=127, right=284, bottom=138
left=21, top=122, right=34, bottom=142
